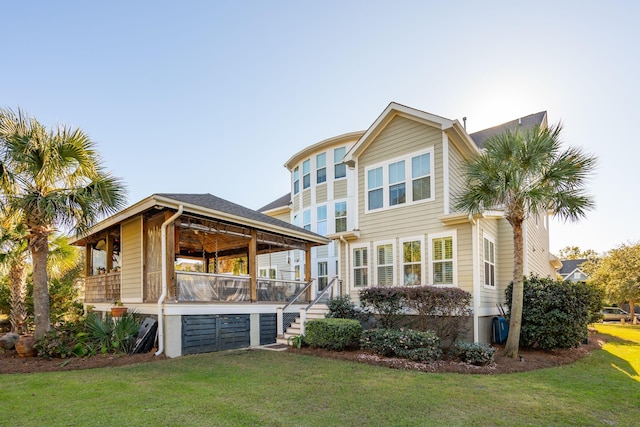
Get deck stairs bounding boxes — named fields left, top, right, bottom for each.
left=276, top=304, right=329, bottom=345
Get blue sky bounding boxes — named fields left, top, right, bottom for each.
left=2, top=1, right=638, bottom=255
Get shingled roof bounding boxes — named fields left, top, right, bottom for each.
left=469, top=111, right=547, bottom=148
left=257, top=193, right=291, bottom=213
left=155, top=193, right=321, bottom=239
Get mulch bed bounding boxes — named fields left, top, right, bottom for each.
left=0, top=329, right=605, bottom=375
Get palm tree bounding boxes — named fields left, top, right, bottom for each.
left=455, top=123, right=596, bottom=358
left=0, top=108, right=126, bottom=339
left=0, top=210, right=29, bottom=334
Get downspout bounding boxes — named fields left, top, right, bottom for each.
left=155, top=205, right=183, bottom=357
left=340, top=235, right=349, bottom=296
left=470, top=215, right=480, bottom=343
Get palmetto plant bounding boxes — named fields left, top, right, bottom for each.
left=455, top=123, right=596, bottom=358
left=0, top=108, right=127, bottom=339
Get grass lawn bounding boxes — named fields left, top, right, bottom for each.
left=0, top=324, right=638, bottom=426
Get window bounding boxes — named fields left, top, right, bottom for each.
left=318, top=261, right=328, bottom=290
left=259, top=268, right=277, bottom=279
left=403, top=240, right=422, bottom=286
left=368, top=167, right=383, bottom=210
left=376, top=243, right=394, bottom=286
left=303, top=210, right=311, bottom=231
left=293, top=167, right=299, bottom=194
left=411, top=153, right=431, bottom=201
left=483, top=237, right=496, bottom=288
left=316, top=153, right=326, bottom=184
left=353, top=247, right=368, bottom=288
left=335, top=201, right=347, bottom=232
left=334, top=147, right=346, bottom=179
left=294, top=265, right=301, bottom=280
left=388, top=160, right=406, bottom=206
left=365, top=148, right=434, bottom=212
left=302, top=159, right=311, bottom=190
left=317, top=205, right=327, bottom=235
left=432, top=236, right=453, bottom=285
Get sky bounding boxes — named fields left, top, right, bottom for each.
left=2, top=1, right=639, bottom=255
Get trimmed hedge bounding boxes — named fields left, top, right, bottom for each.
left=326, top=295, right=366, bottom=322
left=359, top=287, right=405, bottom=329
left=304, top=318, right=363, bottom=351
left=360, top=328, right=442, bottom=362
left=506, top=275, right=594, bottom=350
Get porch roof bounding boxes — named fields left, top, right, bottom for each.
left=71, top=193, right=329, bottom=249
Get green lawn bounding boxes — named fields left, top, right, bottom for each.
left=1, top=324, right=638, bottom=426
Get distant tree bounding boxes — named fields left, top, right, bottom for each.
left=0, top=108, right=127, bottom=339
left=587, top=243, right=640, bottom=324
left=456, top=123, right=597, bottom=358
left=557, top=246, right=598, bottom=260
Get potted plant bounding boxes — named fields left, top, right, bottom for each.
left=111, top=301, right=128, bottom=317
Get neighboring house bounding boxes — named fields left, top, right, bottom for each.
left=558, top=258, right=590, bottom=282
left=259, top=102, right=560, bottom=343
left=71, top=193, right=327, bottom=357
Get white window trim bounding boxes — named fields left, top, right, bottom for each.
left=334, top=200, right=347, bottom=233
left=400, top=236, right=426, bottom=286
left=428, top=231, right=457, bottom=287
left=334, top=146, right=347, bottom=180
left=364, top=147, right=435, bottom=214
left=374, top=240, right=396, bottom=286
left=483, top=234, right=497, bottom=289
left=350, top=243, right=370, bottom=290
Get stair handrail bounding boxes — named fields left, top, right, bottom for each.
left=281, top=278, right=315, bottom=312
left=305, top=276, right=339, bottom=311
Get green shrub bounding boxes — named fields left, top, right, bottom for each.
left=360, top=328, right=442, bottom=362
left=506, top=275, right=591, bottom=350
left=326, top=295, right=365, bottom=321
left=451, top=341, right=496, bottom=366
left=85, top=311, right=142, bottom=354
left=403, top=286, right=472, bottom=346
left=304, top=318, right=363, bottom=351
left=35, top=320, right=92, bottom=358
left=359, top=287, right=405, bottom=329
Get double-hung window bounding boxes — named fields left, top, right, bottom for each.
left=317, top=261, right=328, bottom=290
left=365, top=148, right=434, bottom=212
left=483, top=237, right=496, bottom=288
left=412, top=153, right=431, bottom=201
left=432, top=236, right=453, bottom=285
left=335, top=201, right=347, bottom=232
left=293, top=167, right=299, bottom=194
left=317, top=205, right=327, bottom=236
left=388, top=160, right=406, bottom=206
left=334, top=147, right=346, bottom=179
left=353, top=247, right=368, bottom=288
left=316, top=153, right=326, bottom=184
left=368, top=167, right=383, bottom=210
left=303, top=210, right=311, bottom=231
left=376, top=243, right=394, bottom=286
left=302, top=160, right=311, bottom=190
left=402, top=240, right=422, bottom=286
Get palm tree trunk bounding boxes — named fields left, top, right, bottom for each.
left=504, top=220, right=524, bottom=358
left=30, top=231, right=51, bottom=340
left=9, top=257, right=28, bottom=335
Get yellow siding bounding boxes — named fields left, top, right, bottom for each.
left=496, top=218, right=515, bottom=304
left=478, top=218, right=502, bottom=310
left=357, top=116, right=445, bottom=243
left=448, top=142, right=467, bottom=213
left=121, top=216, right=143, bottom=301
left=333, top=179, right=347, bottom=199
left=302, top=189, right=311, bottom=207
left=293, top=195, right=300, bottom=211
left=316, top=183, right=327, bottom=203
left=525, top=214, right=555, bottom=278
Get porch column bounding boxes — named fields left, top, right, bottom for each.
left=164, top=211, right=177, bottom=300
left=249, top=229, right=257, bottom=302
left=85, top=245, right=92, bottom=276
left=305, top=243, right=312, bottom=301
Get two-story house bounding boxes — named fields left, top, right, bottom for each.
left=259, top=102, right=559, bottom=343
